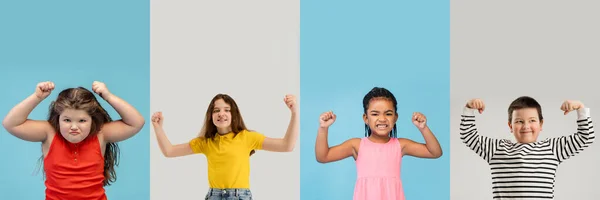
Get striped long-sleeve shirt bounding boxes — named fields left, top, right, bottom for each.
left=460, top=107, right=595, bottom=200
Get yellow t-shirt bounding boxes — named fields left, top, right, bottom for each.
left=189, top=129, right=266, bottom=189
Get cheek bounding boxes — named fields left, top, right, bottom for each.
left=76, top=122, right=93, bottom=134
left=533, top=124, right=542, bottom=131
left=59, top=123, right=70, bottom=131
left=369, top=117, right=377, bottom=125
left=82, top=123, right=92, bottom=131
left=511, top=124, right=520, bottom=131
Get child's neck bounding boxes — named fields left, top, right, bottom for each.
left=368, top=135, right=391, bottom=143
left=217, top=127, right=232, bottom=135
left=515, top=140, right=538, bottom=144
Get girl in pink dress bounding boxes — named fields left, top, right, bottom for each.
left=315, top=87, right=443, bottom=200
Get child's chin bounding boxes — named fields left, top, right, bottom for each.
left=215, top=124, right=230, bottom=129
left=373, top=131, right=391, bottom=137
left=65, top=137, right=84, bottom=144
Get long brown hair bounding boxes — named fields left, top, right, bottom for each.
left=38, top=87, right=120, bottom=186
left=198, top=94, right=255, bottom=155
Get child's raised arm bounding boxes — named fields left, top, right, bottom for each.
left=399, top=112, right=443, bottom=158
left=460, top=98, right=502, bottom=163
left=261, top=95, right=300, bottom=152
left=315, top=111, right=360, bottom=163
left=552, top=100, right=595, bottom=162
left=2, top=82, right=55, bottom=142
left=151, top=112, right=195, bottom=158
left=93, top=81, right=145, bottom=143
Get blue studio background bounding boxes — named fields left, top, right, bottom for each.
left=299, top=0, right=450, bottom=199
left=0, top=1, right=149, bottom=199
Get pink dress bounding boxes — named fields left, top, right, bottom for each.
left=353, top=137, right=405, bottom=200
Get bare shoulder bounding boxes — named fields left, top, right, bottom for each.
left=41, top=132, right=57, bottom=157
left=397, top=138, right=409, bottom=144
left=346, top=137, right=361, bottom=145
left=397, top=138, right=415, bottom=149
left=345, top=137, right=362, bottom=150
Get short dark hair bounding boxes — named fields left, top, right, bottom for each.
left=508, top=96, right=543, bottom=123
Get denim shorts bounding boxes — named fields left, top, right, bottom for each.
left=205, top=188, right=253, bottom=200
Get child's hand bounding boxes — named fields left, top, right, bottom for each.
left=92, top=81, right=111, bottom=98
left=412, top=112, right=427, bottom=129
left=466, top=98, right=485, bottom=114
left=151, top=112, right=163, bottom=126
left=284, top=94, right=298, bottom=113
left=561, top=100, right=585, bottom=115
left=319, top=111, right=336, bottom=128
left=35, top=81, right=55, bottom=99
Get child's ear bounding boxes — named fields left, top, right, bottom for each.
left=540, top=119, right=543, bottom=131
left=507, top=121, right=513, bottom=133
left=363, top=113, right=368, bottom=123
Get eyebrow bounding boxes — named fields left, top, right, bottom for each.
left=514, top=117, right=538, bottom=120
left=369, top=110, right=394, bottom=113
left=60, top=116, right=88, bottom=119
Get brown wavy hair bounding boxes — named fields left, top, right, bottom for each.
left=37, top=87, right=120, bottom=186
left=198, top=94, right=255, bottom=156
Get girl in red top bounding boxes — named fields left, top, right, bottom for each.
left=2, top=81, right=145, bottom=200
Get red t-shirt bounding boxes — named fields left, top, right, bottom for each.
left=44, top=133, right=107, bottom=200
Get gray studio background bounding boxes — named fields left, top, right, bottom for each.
left=451, top=1, right=600, bottom=199
left=150, top=0, right=300, bottom=199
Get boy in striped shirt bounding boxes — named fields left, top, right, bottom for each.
left=460, top=96, right=594, bottom=199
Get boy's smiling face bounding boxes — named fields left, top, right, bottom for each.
left=508, top=108, right=543, bottom=143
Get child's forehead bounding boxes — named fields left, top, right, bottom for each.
left=368, top=100, right=395, bottom=111
left=512, top=108, right=539, bottom=117
left=60, top=109, right=90, bottom=117
left=213, top=101, right=231, bottom=108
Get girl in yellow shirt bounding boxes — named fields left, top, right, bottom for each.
left=151, top=94, right=299, bottom=200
